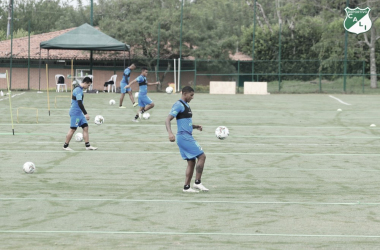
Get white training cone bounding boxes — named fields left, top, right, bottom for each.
left=370, top=124, right=376, bottom=127
left=0, top=90, right=3, bottom=96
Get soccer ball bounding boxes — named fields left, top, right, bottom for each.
left=109, top=99, right=116, bottom=105
left=215, top=126, right=229, bottom=140
left=23, top=162, right=36, bottom=174
left=166, top=86, right=173, bottom=94
left=134, top=92, right=139, bottom=98
left=94, top=115, right=104, bottom=125
left=75, top=132, right=83, bottom=142
left=142, top=112, right=150, bottom=119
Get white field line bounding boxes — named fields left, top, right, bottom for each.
left=0, top=197, right=379, bottom=206
left=329, top=95, right=351, bottom=105
left=4, top=141, right=380, bottom=147
left=0, top=92, right=25, bottom=102
left=1, top=230, right=380, bottom=238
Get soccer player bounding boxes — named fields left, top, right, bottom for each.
left=125, top=67, right=160, bottom=122
left=165, top=86, right=209, bottom=193
left=119, top=63, right=138, bottom=108
left=63, top=77, right=97, bottom=151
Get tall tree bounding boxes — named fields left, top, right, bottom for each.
left=360, top=0, right=380, bottom=88
left=97, top=0, right=242, bottom=60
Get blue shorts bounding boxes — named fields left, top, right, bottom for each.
left=70, top=114, right=87, bottom=128
left=120, top=82, right=131, bottom=93
left=138, top=94, right=153, bottom=107
left=176, top=133, right=204, bottom=160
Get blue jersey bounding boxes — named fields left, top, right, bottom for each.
left=120, top=68, right=131, bottom=84
left=136, top=75, right=148, bottom=95
left=69, top=86, right=84, bottom=116
left=170, top=100, right=193, bottom=135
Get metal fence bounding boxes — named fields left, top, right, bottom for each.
left=0, top=58, right=379, bottom=94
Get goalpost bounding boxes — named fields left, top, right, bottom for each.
left=173, top=58, right=181, bottom=93
left=0, top=70, right=15, bottom=135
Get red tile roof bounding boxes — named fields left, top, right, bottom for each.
left=0, top=27, right=251, bottom=61
left=0, top=27, right=127, bottom=60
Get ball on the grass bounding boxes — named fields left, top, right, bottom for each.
left=109, top=99, right=116, bottom=105
left=142, top=112, right=150, bottom=119
left=166, top=86, right=173, bottom=94
left=23, top=162, right=36, bottom=174
left=134, top=92, right=139, bottom=98
left=215, top=126, right=229, bottom=140
left=75, top=132, right=83, bottom=142
left=94, top=115, right=104, bottom=125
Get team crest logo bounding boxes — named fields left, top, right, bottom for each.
left=344, top=7, right=372, bottom=34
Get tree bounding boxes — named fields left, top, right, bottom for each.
left=360, top=0, right=380, bottom=88
left=97, top=0, right=244, bottom=60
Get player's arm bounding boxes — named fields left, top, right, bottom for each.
left=75, top=92, right=90, bottom=120
left=77, top=100, right=89, bottom=120
left=165, top=115, right=176, bottom=142
left=125, top=79, right=137, bottom=89
left=193, top=124, right=203, bottom=131
left=147, top=81, right=160, bottom=86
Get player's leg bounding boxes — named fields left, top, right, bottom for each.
left=193, top=153, right=209, bottom=191
left=183, top=159, right=199, bottom=193
left=132, top=106, right=144, bottom=122
left=137, top=95, right=154, bottom=118
left=185, top=159, right=196, bottom=185
left=103, top=82, right=108, bottom=92
left=119, top=93, right=126, bottom=108
left=143, top=102, right=155, bottom=111
left=119, top=81, right=128, bottom=108
left=63, top=128, right=76, bottom=151
left=177, top=135, right=202, bottom=192
left=64, top=115, right=80, bottom=150
left=81, top=123, right=97, bottom=150
left=127, top=90, right=138, bottom=107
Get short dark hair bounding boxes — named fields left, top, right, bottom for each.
left=182, top=86, right=194, bottom=93
left=82, top=77, right=92, bottom=84
left=141, top=67, right=148, bottom=71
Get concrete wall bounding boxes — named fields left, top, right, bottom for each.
left=0, top=67, right=226, bottom=91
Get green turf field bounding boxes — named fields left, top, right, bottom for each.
left=1, top=91, right=380, bottom=249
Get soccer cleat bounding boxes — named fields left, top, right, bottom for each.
left=183, top=187, right=199, bottom=193
left=133, top=102, right=138, bottom=107
left=119, top=106, right=126, bottom=109
left=132, top=119, right=139, bottom=123
left=63, top=147, right=73, bottom=151
left=86, top=146, right=98, bottom=150
left=193, top=183, right=209, bottom=191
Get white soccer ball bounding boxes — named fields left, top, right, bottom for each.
left=109, top=99, right=116, bottom=105
left=94, top=115, right=104, bottom=125
left=75, top=132, right=83, bottom=142
left=142, top=112, right=150, bottom=119
left=215, top=126, right=229, bottom=140
left=134, top=92, right=139, bottom=98
left=23, top=162, right=36, bottom=174
left=166, top=86, right=173, bottom=94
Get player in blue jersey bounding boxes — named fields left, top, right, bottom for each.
left=119, top=63, right=138, bottom=108
left=63, top=77, right=97, bottom=151
left=165, top=86, right=209, bottom=193
left=125, top=67, right=160, bottom=122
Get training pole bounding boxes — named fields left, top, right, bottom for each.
left=46, top=64, right=50, bottom=116
left=71, top=59, right=73, bottom=98
left=174, top=59, right=177, bottom=93
left=178, top=58, right=181, bottom=92
left=6, top=70, right=14, bottom=135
